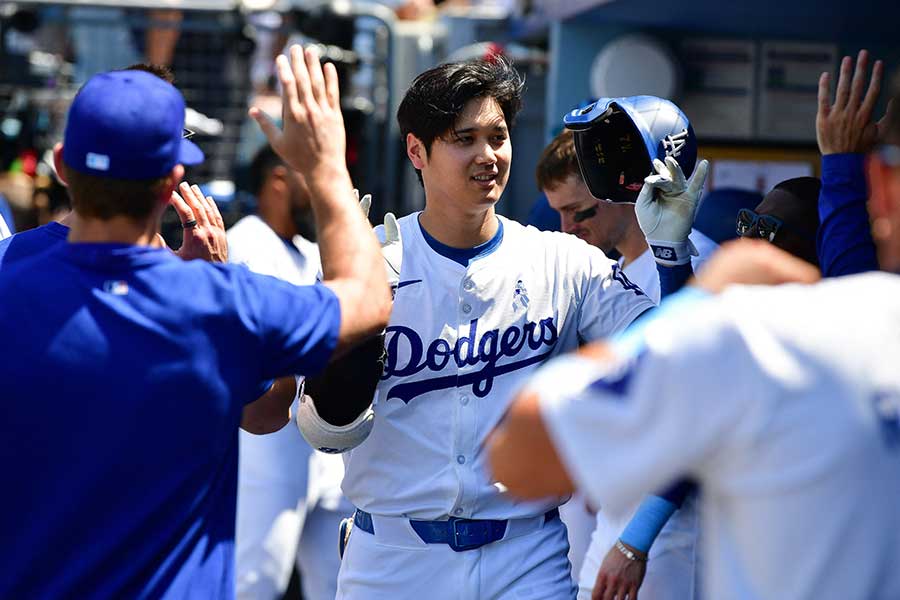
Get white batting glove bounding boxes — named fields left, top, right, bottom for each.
left=635, top=156, right=709, bottom=266
left=358, top=190, right=402, bottom=295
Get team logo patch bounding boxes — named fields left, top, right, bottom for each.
left=662, top=129, right=689, bottom=159
left=102, top=280, right=129, bottom=295
left=610, top=264, right=646, bottom=296
left=512, top=279, right=529, bottom=310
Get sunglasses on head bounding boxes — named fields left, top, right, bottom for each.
left=736, top=208, right=782, bottom=242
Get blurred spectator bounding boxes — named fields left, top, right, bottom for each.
left=737, top=177, right=821, bottom=267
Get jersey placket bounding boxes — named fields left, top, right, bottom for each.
left=450, top=268, right=482, bottom=519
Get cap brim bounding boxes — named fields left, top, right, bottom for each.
left=178, top=139, right=205, bottom=166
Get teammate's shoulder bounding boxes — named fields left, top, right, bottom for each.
left=226, top=214, right=268, bottom=243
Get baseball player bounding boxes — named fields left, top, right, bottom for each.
left=487, top=57, right=900, bottom=599
left=326, top=57, right=707, bottom=599
left=537, top=125, right=716, bottom=600
left=488, top=243, right=900, bottom=599
left=229, top=145, right=351, bottom=600
left=1, top=48, right=390, bottom=597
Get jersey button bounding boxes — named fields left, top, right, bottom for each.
left=463, top=279, right=474, bottom=291
left=462, top=303, right=472, bottom=314
left=460, top=395, right=469, bottom=406
left=454, top=508, right=464, bottom=516
left=457, top=455, right=466, bottom=464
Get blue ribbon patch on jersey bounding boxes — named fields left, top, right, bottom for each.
left=382, top=317, right=559, bottom=403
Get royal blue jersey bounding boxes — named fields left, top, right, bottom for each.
left=0, top=220, right=69, bottom=268
left=0, top=241, right=339, bottom=598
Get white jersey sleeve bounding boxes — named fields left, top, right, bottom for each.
left=533, top=289, right=758, bottom=513
left=550, top=232, right=655, bottom=343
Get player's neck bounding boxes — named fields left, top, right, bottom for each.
left=419, top=203, right=498, bottom=248
left=67, top=211, right=160, bottom=247
left=617, top=230, right=650, bottom=268
left=258, top=197, right=298, bottom=240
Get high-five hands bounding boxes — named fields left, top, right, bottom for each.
left=250, top=45, right=347, bottom=181
left=816, top=49, right=892, bottom=156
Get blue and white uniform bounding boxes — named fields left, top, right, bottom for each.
left=577, top=228, right=716, bottom=600
left=0, top=242, right=340, bottom=598
left=537, top=275, right=900, bottom=600
left=337, top=213, right=654, bottom=599
left=228, top=214, right=351, bottom=600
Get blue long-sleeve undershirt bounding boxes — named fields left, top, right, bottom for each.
left=818, top=153, right=878, bottom=276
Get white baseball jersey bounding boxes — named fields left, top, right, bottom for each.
left=538, top=273, right=900, bottom=600
left=342, top=213, right=655, bottom=520
left=228, top=215, right=348, bottom=600
left=576, top=229, right=717, bottom=600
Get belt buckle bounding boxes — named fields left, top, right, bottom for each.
left=449, top=518, right=483, bottom=552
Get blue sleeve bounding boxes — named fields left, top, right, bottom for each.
left=657, top=262, right=693, bottom=299
left=817, top=153, right=878, bottom=277
left=234, top=269, right=341, bottom=380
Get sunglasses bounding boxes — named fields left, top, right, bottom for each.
left=736, top=208, right=782, bottom=242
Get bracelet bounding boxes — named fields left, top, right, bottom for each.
left=615, top=539, right=648, bottom=562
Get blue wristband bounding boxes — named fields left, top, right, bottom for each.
left=618, top=494, right=678, bottom=553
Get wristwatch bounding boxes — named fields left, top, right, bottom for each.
left=615, top=539, right=648, bottom=562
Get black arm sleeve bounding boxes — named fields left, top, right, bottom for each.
left=303, top=332, right=386, bottom=426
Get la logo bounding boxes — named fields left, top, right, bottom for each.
left=663, top=129, right=689, bottom=158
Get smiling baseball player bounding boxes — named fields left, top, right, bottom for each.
left=329, top=55, right=713, bottom=599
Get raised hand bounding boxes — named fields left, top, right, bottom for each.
left=635, top=156, right=709, bottom=266
left=817, top=49, right=885, bottom=155
left=170, top=181, right=228, bottom=263
left=250, top=45, right=347, bottom=182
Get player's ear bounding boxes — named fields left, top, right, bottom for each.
left=52, top=143, right=68, bottom=185
left=406, top=133, right=427, bottom=170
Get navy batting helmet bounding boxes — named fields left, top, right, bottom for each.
left=564, top=96, right=697, bottom=203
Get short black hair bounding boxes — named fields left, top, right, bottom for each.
left=248, top=145, right=285, bottom=197
left=397, top=57, right=524, bottom=183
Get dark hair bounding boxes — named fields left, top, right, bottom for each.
left=535, top=129, right=580, bottom=192
left=397, top=57, right=524, bottom=182
left=124, top=63, right=175, bottom=84
left=248, top=145, right=285, bottom=197
left=62, top=161, right=170, bottom=221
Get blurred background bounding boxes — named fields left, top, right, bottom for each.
left=1, top=0, right=896, bottom=245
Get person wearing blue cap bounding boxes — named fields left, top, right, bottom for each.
left=0, top=48, right=391, bottom=599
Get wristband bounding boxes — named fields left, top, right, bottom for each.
left=646, top=238, right=697, bottom=266
left=619, top=494, right=677, bottom=553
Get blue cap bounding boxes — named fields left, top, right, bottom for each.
left=63, top=70, right=204, bottom=180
